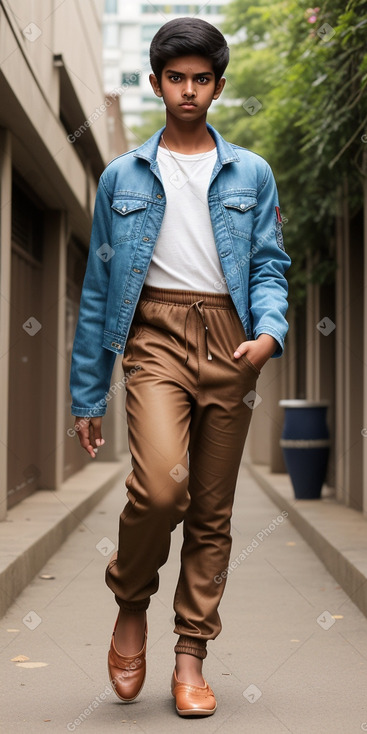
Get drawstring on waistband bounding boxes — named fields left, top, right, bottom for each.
left=138, top=285, right=234, bottom=366
left=183, top=300, right=213, bottom=365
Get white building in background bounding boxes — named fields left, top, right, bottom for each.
left=102, top=0, right=232, bottom=149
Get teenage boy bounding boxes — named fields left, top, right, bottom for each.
left=70, top=17, right=291, bottom=718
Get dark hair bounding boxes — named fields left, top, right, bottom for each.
left=149, top=17, right=229, bottom=84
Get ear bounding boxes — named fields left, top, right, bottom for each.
left=149, top=73, right=163, bottom=98
left=213, top=77, right=226, bottom=101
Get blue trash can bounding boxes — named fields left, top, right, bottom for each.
left=279, top=400, right=330, bottom=499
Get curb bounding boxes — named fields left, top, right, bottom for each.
left=247, top=462, right=367, bottom=620
left=0, top=457, right=130, bottom=618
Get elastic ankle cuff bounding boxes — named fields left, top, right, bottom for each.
left=174, top=635, right=207, bottom=660
left=116, top=595, right=150, bottom=613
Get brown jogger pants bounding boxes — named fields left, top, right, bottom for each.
left=105, top=284, right=261, bottom=659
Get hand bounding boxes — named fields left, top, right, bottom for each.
left=74, top=416, right=105, bottom=459
left=233, top=334, right=278, bottom=371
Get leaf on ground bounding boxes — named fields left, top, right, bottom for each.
left=15, top=662, right=48, bottom=668
left=11, top=655, right=30, bottom=662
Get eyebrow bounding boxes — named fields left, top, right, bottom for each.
left=164, top=69, right=214, bottom=77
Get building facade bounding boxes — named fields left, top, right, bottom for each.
left=0, top=0, right=127, bottom=520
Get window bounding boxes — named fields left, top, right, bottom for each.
left=141, top=3, right=160, bottom=12
left=12, top=181, right=43, bottom=262
left=103, top=23, right=119, bottom=48
left=207, top=4, right=224, bottom=14
left=174, top=4, right=198, bottom=12
left=142, top=94, right=161, bottom=103
left=141, top=24, right=162, bottom=41
left=105, top=0, right=117, bottom=12
left=141, top=3, right=219, bottom=13
left=121, top=71, right=141, bottom=87
left=140, top=3, right=223, bottom=13
left=141, top=49, right=151, bottom=67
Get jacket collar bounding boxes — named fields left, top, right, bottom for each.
left=133, top=123, right=239, bottom=167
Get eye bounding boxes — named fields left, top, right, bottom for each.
left=168, top=74, right=181, bottom=82
left=197, top=76, right=210, bottom=84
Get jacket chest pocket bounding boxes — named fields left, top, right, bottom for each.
left=222, top=195, right=257, bottom=240
left=111, top=198, right=148, bottom=244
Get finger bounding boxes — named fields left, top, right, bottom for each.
left=76, top=421, right=97, bottom=458
left=90, top=418, right=105, bottom=448
left=86, top=444, right=97, bottom=458
left=84, top=434, right=97, bottom=458
left=87, top=426, right=98, bottom=458
left=233, top=341, right=248, bottom=358
left=78, top=426, right=92, bottom=450
left=74, top=419, right=89, bottom=446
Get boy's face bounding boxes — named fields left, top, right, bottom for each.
left=150, top=55, right=225, bottom=122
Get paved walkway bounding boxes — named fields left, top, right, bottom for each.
left=1, top=463, right=367, bottom=733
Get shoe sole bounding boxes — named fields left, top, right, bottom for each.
left=108, top=666, right=146, bottom=703
left=175, top=704, right=217, bottom=717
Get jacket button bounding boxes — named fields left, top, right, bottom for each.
left=124, top=298, right=131, bottom=304
left=240, top=203, right=246, bottom=210
left=121, top=205, right=127, bottom=212
left=156, top=194, right=163, bottom=199
left=142, top=237, right=150, bottom=242
left=133, top=268, right=141, bottom=273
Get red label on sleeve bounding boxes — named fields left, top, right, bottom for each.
left=275, top=206, right=282, bottom=223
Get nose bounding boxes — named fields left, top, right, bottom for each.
left=183, top=80, right=196, bottom=98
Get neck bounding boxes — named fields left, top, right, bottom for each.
left=161, top=112, right=215, bottom=154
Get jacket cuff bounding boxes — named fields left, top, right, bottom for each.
left=71, top=404, right=107, bottom=417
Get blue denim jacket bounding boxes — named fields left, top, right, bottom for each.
left=70, top=124, right=291, bottom=417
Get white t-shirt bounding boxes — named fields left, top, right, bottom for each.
left=144, top=145, right=228, bottom=293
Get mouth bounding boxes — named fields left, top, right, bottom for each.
left=180, top=102, right=197, bottom=109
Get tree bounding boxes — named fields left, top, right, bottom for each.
left=212, top=0, right=367, bottom=304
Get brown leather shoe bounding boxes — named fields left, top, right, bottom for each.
left=108, top=614, right=147, bottom=702
left=171, top=667, right=217, bottom=717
